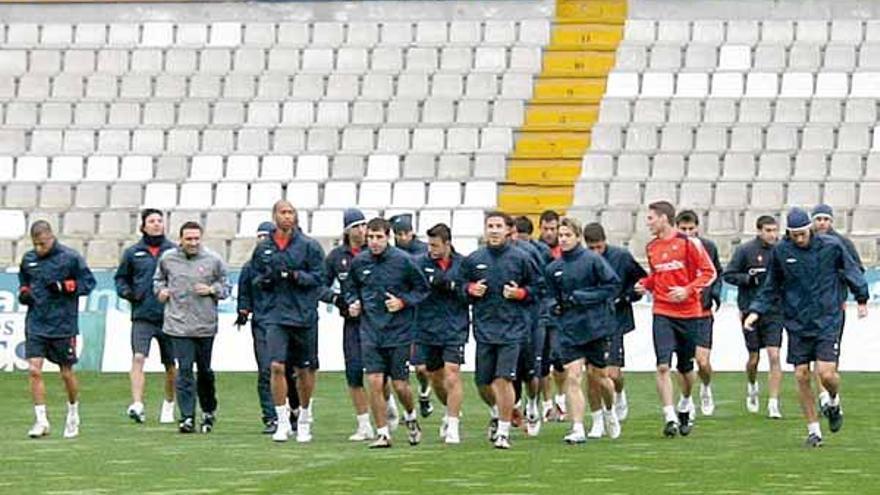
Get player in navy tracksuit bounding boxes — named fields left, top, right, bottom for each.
left=19, top=220, right=96, bottom=439
left=345, top=217, right=430, bottom=448
left=414, top=223, right=469, bottom=444
left=810, top=203, right=865, bottom=412
left=461, top=211, right=541, bottom=449
left=237, top=221, right=301, bottom=434
left=511, top=216, right=551, bottom=436
left=675, top=210, right=724, bottom=417
left=249, top=200, right=325, bottom=443
left=723, top=215, right=784, bottom=419
left=537, top=209, right=567, bottom=421
left=584, top=222, right=647, bottom=427
left=745, top=208, right=869, bottom=447
left=115, top=208, right=177, bottom=425
left=545, top=217, right=621, bottom=444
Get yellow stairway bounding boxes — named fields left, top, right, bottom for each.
left=499, top=0, right=626, bottom=217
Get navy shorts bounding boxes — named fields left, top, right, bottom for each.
left=743, top=319, right=784, bottom=353
left=131, top=321, right=174, bottom=365
left=541, top=324, right=564, bottom=376
left=475, top=342, right=520, bottom=386
left=25, top=334, right=78, bottom=367
left=267, top=324, right=318, bottom=369
left=416, top=343, right=465, bottom=372
left=342, top=319, right=364, bottom=388
left=516, top=322, right=544, bottom=381
left=695, top=316, right=714, bottom=349
left=653, top=315, right=704, bottom=373
left=362, top=344, right=410, bottom=381
left=560, top=337, right=610, bottom=369
left=787, top=331, right=839, bottom=366
left=607, top=332, right=625, bottom=367
left=409, top=342, right=424, bottom=366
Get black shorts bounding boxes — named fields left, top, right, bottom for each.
left=516, top=323, right=544, bottom=381
left=743, top=319, right=784, bottom=353
left=342, top=319, right=364, bottom=388
left=541, top=324, right=564, bottom=376
left=131, top=321, right=174, bottom=365
left=475, top=342, right=520, bottom=386
left=653, top=315, right=704, bottom=373
left=362, top=344, right=410, bottom=381
left=267, top=324, right=318, bottom=369
left=607, top=332, right=625, bottom=367
left=416, top=343, right=465, bottom=372
left=560, top=337, right=610, bottom=369
left=695, top=316, right=713, bottom=349
left=25, top=334, right=78, bottom=367
left=787, top=332, right=839, bottom=366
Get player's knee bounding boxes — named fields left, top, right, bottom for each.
left=132, top=354, right=146, bottom=366
left=794, top=366, right=811, bottom=383
left=270, top=361, right=286, bottom=376
left=28, top=365, right=42, bottom=380
left=656, top=363, right=671, bottom=375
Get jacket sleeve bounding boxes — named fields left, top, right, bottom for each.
left=153, top=255, right=168, bottom=295
left=841, top=236, right=865, bottom=274
left=543, top=264, right=561, bottom=302
left=722, top=244, right=751, bottom=287
left=114, top=249, right=135, bottom=300
left=237, top=262, right=253, bottom=312
left=570, top=257, right=621, bottom=307
left=343, top=259, right=361, bottom=306
left=709, top=244, right=724, bottom=302
left=210, top=256, right=231, bottom=300
left=623, top=253, right=648, bottom=303
left=514, top=255, right=541, bottom=304
left=318, top=251, right=338, bottom=304
left=639, top=243, right=655, bottom=291
left=838, top=244, right=870, bottom=304
left=399, top=257, right=431, bottom=307
left=73, top=254, right=97, bottom=296
left=294, top=240, right=326, bottom=288
left=748, top=249, right=782, bottom=316
left=685, top=237, right=717, bottom=293
left=249, top=242, right=274, bottom=287
left=18, top=257, right=31, bottom=291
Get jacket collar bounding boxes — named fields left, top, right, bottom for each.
left=561, top=244, right=584, bottom=260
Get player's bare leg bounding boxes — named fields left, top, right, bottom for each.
left=696, top=346, right=715, bottom=415
left=491, top=378, right=515, bottom=448
left=28, top=358, right=50, bottom=438
left=441, top=364, right=463, bottom=443
left=270, top=361, right=292, bottom=441
left=562, top=360, right=586, bottom=443
left=796, top=364, right=823, bottom=446
left=608, top=366, right=628, bottom=421
left=392, top=378, right=421, bottom=446
left=293, top=367, right=316, bottom=442
left=816, top=360, right=843, bottom=434
left=745, top=351, right=761, bottom=414
left=59, top=364, right=80, bottom=439
left=766, top=347, right=783, bottom=418
left=656, top=364, right=679, bottom=437
left=366, top=373, right=391, bottom=447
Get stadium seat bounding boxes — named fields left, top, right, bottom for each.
left=287, top=182, right=320, bottom=209
left=0, top=210, right=27, bottom=240
left=428, top=182, right=462, bottom=207
left=214, top=182, right=248, bottom=209
left=310, top=210, right=343, bottom=238
left=74, top=183, right=108, bottom=209
left=358, top=182, right=392, bottom=208
left=239, top=210, right=272, bottom=237
left=322, top=182, right=357, bottom=208
left=143, top=183, right=178, bottom=209
left=296, top=155, right=330, bottom=181
left=392, top=182, right=426, bottom=208
left=452, top=209, right=484, bottom=237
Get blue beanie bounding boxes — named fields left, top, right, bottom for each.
left=256, top=222, right=275, bottom=235
left=390, top=213, right=414, bottom=233
left=811, top=203, right=834, bottom=220
left=343, top=208, right=366, bottom=230
left=786, top=207, right=812, bottom=231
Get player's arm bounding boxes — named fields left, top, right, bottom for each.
left=838, top=243, right=870, bottom=306
left=396, top=257, right=430, bottom=307
left=17, top=257, right=34, bottom=305
left=114, top=249, right=137, bottom=301
left=292, top=241, right=326, bottom=288
left=722, top=245, right=751, bottom=287
left=709, top=244, right=724, bottom=304
left=318, top=252, right=339, bottom=304
left=569, top=258, right=621, bottom=306
left=623, top=253, right=648, bottom=302
left=747, top=249, right=782, bottom=318
left=152, top=255, right=169, bottom=296
left=684, top=238, right=717, bottom=294
left=237, top=263, right=254, bottom=313
left=209, top=257, right=231, bottom=300
left=72, top=254, right=97, bottom=296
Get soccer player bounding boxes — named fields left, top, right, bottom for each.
left=634, top=201, right=716, bottom=438
left=674, top=210, right=723, bottom=416
left=545, top=218, right=621, bottom=444
left=583, top=222, right=647, bottom=424
left=237, top=221, right=293, bottom=434
left=389, top=213, right=432, bottom=416
left=345, top=217, right=430, bottom=448
left=115, top=208, right=177, bottom=425
left=249, top=200, right=325, bottom=443
left=461, top=211, right=541, bottom=449
left=154, top=221, right=229, bottom=434
left=745, top=207, right=868, bottom=447
left=722, top=215, right=783, bottom=418
left=19, top=220, right=96, bottom=438
left=537, top=209, right=566, bottom=421
left=414, top=223, right=469, bottom=444
left=320, top=208, right=383, bottom=441
left=810, top=204, right=864, bottom=414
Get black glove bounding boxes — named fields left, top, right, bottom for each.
left=121, top=287, right=143, bottom=302
left=278, top=269, right=298, bottom=286
left=46, top=280, right=67, bottom=295
left=430, top=270, right=455, bottom=292
left=234, top=311, right=249, bottom=326
left=552, top=297, right=573, bottom=316
left=749, top=274, right=762, bottom=287
left=18, top=288, right=34, bottom=306
left=257, top=276, right=275, bottom=291
left=332, top=294, right=350, bottom=318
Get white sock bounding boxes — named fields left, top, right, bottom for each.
left=663, top=405, right=677, bottom=423
left=768, top=397, right=779, bottom=410
left=555, top=394, right=566, bottom=406
left=275, top=405, right=289, bottom=426
left=808, top=421, right=822, bottom=437
left=527, top=398, right=539, bottom=416
left=678, top=395, right=693, bottom=412
left=403, top=409, right=417, bottom=422
left=386, top=394, right=398, bottom=411
left=377, top=425, right=390, bottom=438
left=35, top=404, right=48, bottom=423
left=298, top=406, right=310, bottom=423
left=447, top=416, right=460, bottom=431
left=542, top=399, right=553, bottom=411
left=497, top=420, right=511, bottom=437
left=68, top=402, right=79, bottom=416
left=164, top=399, right=175, bottom=406
left=617, top=389, right=628, bottom=406
left=572, top=421, right=585, bottom=436
left=131, top=401, right=144, bottom=411
left=818, top=390, right=831, bottom=407
left=490, top=405, right=499, bottom=419
left=830, top=394, right=840, bottom=407
left=748, top=382, right=758, bottom=394
left=356, top=413, right=371, bottom=429
left=701, top=383, right=712, bottom=396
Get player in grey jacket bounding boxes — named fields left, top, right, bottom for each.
left=154, top=221, right=230, bottom=434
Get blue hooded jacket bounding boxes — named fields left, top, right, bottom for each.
left=115, top=236, right=176, bottom=324
left=601, top=244, right=647, bottom=334
left=414, top=251, right=469, bottom=346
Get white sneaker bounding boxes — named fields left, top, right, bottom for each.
left=747, top=389, right=760, bottom=414
left=127, top=403, right=145, bottom=424
left=768, top=402, right=782, bottom=419
left=296, top=421, right=312, bottom=443
left=444, top=425, right=461, bottom=444
left=387, top=404, right=400, bottom=432
left=63, top=414, right=79, bottom=439
left=700, top=386, right=715, bottom=416
left=526, top=410, right=542, bottom=437
left=587, top=419, right=604, bottom=439
left=348, top=423, right=375, bottom=442
left=615, top=398, right=629, bottom=422
left=563, top=430, right=586, bottom=444
left=272, top=421, right=292, bottom=442
left=439, top=416, right=448, bottom=439
left=28, top=421, right=50, bottom=438
left=159, top=401, right=176, bottom=424
left=604, top=410, right=621, bottom=440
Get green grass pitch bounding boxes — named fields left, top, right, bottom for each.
left=0, top=371, right=878, bottom=494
